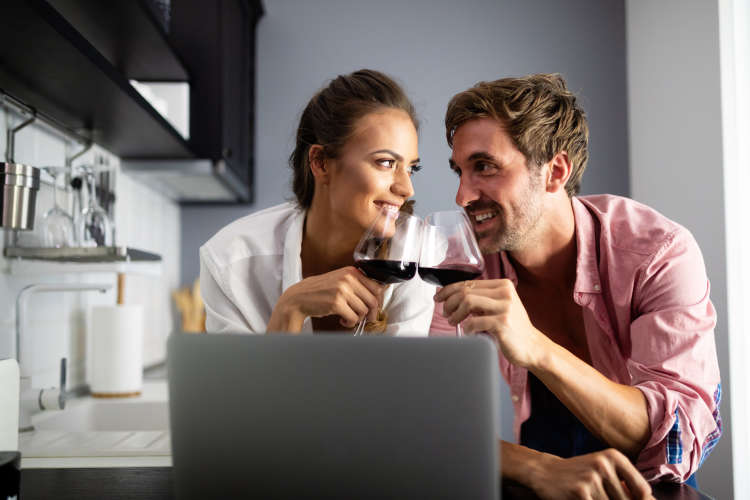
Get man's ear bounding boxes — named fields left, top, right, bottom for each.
left=545, top=151, right=572, bottom=193
left=308, top=145, right=329, bottom=184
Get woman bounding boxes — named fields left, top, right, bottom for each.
left=200, top=69, right=434, bottom=335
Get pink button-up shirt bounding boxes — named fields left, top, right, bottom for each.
left=430, top=195, right=722, bottom=482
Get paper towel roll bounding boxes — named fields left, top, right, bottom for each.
left=90, top=305, right=144, bottom=397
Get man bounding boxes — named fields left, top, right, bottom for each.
left=431, top=74, right=722, bottom=499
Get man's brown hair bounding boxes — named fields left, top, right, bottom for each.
left=445, top=73, right=589, bottom=196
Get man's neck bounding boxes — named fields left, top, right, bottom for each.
left=508, top=196, right=577, bottom=290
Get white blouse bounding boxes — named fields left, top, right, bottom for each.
left=199, top=202, right=435, bottom=335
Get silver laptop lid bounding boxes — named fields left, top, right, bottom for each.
left=168, top=334, right=500, bottom=499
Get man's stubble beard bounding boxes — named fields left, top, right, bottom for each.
left=477, top=172, right=545, bottom=254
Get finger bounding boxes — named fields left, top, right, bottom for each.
left=443, top=288, right=506, bottom=321
left=447, top=294, right=500, bottom=326
left=336, top=307, right=360, bottom=328
left=441, top=281, right=479, bottom=316
left=433, top=280, right=472, bottom=302
left=344, top=294, right=370, bottom=323
left=349, top=267, right=386, bottom=296
left=346, top=278, right=381, bottom=319
left=598, top=463, right=629, bottom=500
left=609, top=451, right=652, bottom=500
left=460, top=315, right=503, bottom=335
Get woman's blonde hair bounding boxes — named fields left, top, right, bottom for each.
left=445, top=73, right=589, bottom=196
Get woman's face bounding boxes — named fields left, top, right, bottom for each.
left=325, top=108, right=420, bottom=232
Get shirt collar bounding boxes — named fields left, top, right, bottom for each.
left=571, top=196, right=602, bottom=294
left=281, top=206, right=306, bottom=294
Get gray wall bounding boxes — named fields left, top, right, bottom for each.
left=182, top=0, right=629, bottom=284
left=181, top=0, right=629, bottom=443
left=626, top=1, right=732, bottom=497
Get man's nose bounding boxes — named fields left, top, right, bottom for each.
left=455, top=175, right=479, bottom=207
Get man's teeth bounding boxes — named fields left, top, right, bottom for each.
left=475, top=212, right=497, bottom=222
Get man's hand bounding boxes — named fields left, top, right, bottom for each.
left=434, top=278, right=547, bottom=368
left=531, top=449, right=653, bottom=500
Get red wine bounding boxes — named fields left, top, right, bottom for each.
left=356, top=259, right=417, bottom=284
left=418, top=265, right=482, bottom=286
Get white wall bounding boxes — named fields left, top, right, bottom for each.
left=719, top=0, right=750, bottom=497
left=0, top=107, right=181, bottom=390
left=182, top=0, right=630, bottom=445
left=626, top=1, right=733, bottom=497
left=182, top=0, right=630, bottom=281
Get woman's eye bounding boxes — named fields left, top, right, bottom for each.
left=376, top=158, right=396, bottom=169
left=407, top=164, right=422, bottom=175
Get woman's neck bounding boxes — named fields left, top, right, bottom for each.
left=301, top=202, right=361, bottom=277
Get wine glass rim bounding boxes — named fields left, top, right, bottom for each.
left=424, top=209, right=471, bottom=223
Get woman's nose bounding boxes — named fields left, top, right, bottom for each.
left=391, top=168, right=414, bottom=199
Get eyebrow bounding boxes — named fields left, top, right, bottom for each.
left=371, top=149, right=420, bottom=164
left=449, top=151, right=500, bottom=169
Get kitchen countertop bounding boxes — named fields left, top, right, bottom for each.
left=18, top=468, right=714, bottom=500
left=20, top=379, right=171, bottom=469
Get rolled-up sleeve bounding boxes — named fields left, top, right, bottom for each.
left=628, top=229, right=722, bottom=482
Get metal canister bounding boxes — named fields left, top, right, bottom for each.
left=1, top=162, right=41, bottom=230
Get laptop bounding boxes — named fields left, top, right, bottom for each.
left=167, top=333, right=500, bottom=499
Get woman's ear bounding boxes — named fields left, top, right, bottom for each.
left=545, top=151, right=572, bottom=194
left=308, top=145, right=329, bottom=184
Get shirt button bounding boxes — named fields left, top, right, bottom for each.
left=511, top=395, right=520, bottom=403
left=593, top=284, right=600, bottom=291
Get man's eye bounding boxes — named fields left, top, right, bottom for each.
left=475, top=162, right=495, bottom=173
left=376, top=159, right=396, bottom=169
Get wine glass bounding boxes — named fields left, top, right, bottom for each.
left=77, top=167, right=112, bottom=247
left=352, top=207, right=423, bottom=335
left=418, top=210, right=485, bottom=336
left=40, top=166, right=76, bottom=248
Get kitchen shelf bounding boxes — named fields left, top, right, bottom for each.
left=47, top=0, right=189, bottom=81
left=4, top=246, right=162, bottom=276
left=0, top=0, right=193, bottom=159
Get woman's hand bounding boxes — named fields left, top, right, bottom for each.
left=267, top=266, right=384, bottom=333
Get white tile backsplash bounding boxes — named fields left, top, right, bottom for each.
left=0, top=106, right=181, bottom=390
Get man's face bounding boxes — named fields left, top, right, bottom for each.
left=449, top=117, right=545, bottom=253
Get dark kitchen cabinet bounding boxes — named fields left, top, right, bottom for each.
left=170, top=0, right=264, bottom=204
left=0, top=0, right=263, bottom=203
left=0, top=0, right=193, bottom=158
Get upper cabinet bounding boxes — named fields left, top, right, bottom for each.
left=170, top=0, right=263, bottom=201
left=0, top=0, right=263, bottom=202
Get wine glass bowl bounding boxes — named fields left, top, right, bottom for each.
left=78, top=167, right=112, bottom=247
left=40, top=166, right=76, bottom=248
left=352, top=207, right=423, bottom=334
left=418, top=210, right=485, bottom=335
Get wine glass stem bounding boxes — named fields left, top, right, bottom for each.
left=353, top=318, right=366, bottom=336
left=456, top=322, right=464, bottom=337
left=51, top=172, right=60, bottom=210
